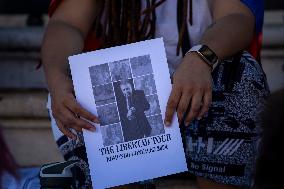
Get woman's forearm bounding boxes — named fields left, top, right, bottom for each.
left=201, top=0, right=255, bottom=60
left=41, top=18, right=99, bottom=138
left=41, top=20, right=85, bottom=94
left=201, top=13, right=254, bottom=60
left=165, top=1, right=256, bottom=125
left=41, top=0, right=100, bottom=94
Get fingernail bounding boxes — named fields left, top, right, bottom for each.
left=185, top=122, right=190, bottom=126
left=164, top=121, right=171, bottom=127
left=70, top=135, right=77, bottom=140
left=93, top=119, right=100, bottom=124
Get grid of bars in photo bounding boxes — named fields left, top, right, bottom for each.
left=89, top=55, right=165, bottom=146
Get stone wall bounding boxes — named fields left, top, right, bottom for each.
left=262, top=11, right=284, bottom=92
left=0, top=21, right=63, bottom=167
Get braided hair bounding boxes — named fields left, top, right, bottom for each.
left=93, top=0, right=193, bottom=55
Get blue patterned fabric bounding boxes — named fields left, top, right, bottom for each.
left=185, top=51, right=270, bottom=187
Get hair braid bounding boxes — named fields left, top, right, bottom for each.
left=176, top=0, right=188, bottom=55
left=94, top=0, right=192, bottom=55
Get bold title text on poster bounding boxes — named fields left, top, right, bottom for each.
left=99, top=134, right=172, bottom=162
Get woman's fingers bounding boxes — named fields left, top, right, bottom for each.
left=55, top=119, right=77, bottom=140
left=63, top=93, right=99, bottom=123
left=66, top=95, right=99, bottom=123
left=165, top=86, right=182, bottom=126
left=164, top=53, right=213, bottom=127
left=198, top=89, right=212, bottom=119
left=57, top=107, right=96, bottom=132
left=52, top=93, right=97, bottom=133
left=176, top=92, right=191, bottom=123
left=184, top=92, right=202, bottom=126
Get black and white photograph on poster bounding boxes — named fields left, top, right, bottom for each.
left=89, top=63, right=111, bottom=86
left=147, top=114, right=165, bottom=136
left=92, top=83, right=115, bottom=106
left=96, top=103, right=120, bottom=126
left=130, top=55, right=153, bottom=77
left=109, top=59, right=132, bottom=81
left=145, top=94, right=161, bottom=116
left=134, top=74, right=157, bottom=96
left=101, top=123, right=124, bottom=146
left=69, top=38, right=187, bottom=189
left=113, top=79, right=152, bottom=142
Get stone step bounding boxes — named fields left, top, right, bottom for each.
left=0, top=27, right=43, bottom=50
left=263, top=25, right=284, bottom=48
left=0, top=51, right=40, bottom=59
left=2, top=125, right=64, bottom=167
left=0, top=119, right=50, bottom=129
left=263, top=11, right=284, bottom=48
left=0, top=91, right=48, bottom=118
left=262, top=49, right=284, bottom=58
left=0, top=53, right=46, bottom=89
left=262, top=56, right=284, bottom=92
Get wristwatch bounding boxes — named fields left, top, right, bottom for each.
left=186, top=45, right=219, bottom=69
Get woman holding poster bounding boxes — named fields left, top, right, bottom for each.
left=42, top=0, right=268, bottom=188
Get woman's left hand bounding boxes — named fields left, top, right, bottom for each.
left=164, top=53, right=213, bottom=126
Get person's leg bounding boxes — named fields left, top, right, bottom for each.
left=197, top=177, right=242, bottom=189
left=185, top=52, right=270, bottom=189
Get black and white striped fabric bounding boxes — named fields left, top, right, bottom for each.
left=47, top=106, right=91, bottom=188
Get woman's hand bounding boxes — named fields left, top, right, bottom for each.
left=164, top=53, right=212, bottom=126
left=50, top=75, right=99, bottom=139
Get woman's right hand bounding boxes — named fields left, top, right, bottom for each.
left=40, top=0, right=101, bottom=139
left=50, top=76, right=99, bottom=140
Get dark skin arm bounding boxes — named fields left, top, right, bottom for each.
left=42, top=0, right=102, bottom=139
left=165, top=0, right=255, bottom=126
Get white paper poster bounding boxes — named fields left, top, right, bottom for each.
left=69, top=38, right=187, bottom=189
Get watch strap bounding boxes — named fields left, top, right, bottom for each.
left=186, top=45, right=219, bottom=69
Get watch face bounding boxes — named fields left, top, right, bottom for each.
left=199, top=45, right=218, bottom=65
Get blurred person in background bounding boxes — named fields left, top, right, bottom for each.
left=42, top=0, right=269, bottom=188
left=0, top=127, right=18, bottom=189
left=254, top=88, right=284, bottom=189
